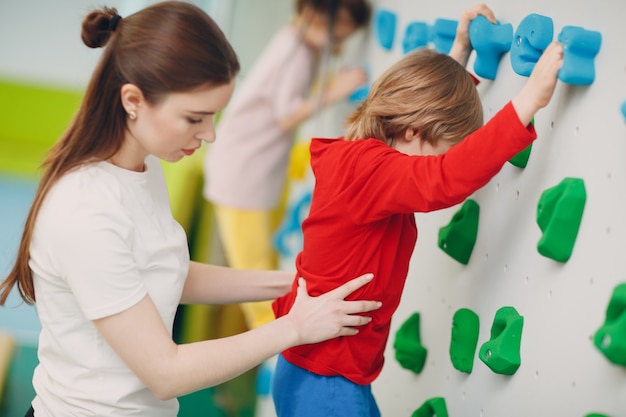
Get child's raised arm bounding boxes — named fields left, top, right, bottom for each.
left=512, top=41, right=564, bottom=126
left=448, top=3, right=497, bottom=67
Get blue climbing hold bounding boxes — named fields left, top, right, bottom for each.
left=273, top=191, right=312, bottom=258
left=431, top=18, right=458, bottom=54
left=403, top=21, right=430, bottom=54
left=621, top=100, right=626, bottom=121
left=374, top=9, right=397, bottom=50
left=557, top=26, right=602, bottom=85
left=349, top=85, right=370, bottom=104
left=469, top=15, right=513, bottom=80
left=510, top=14, right=554, bottom=77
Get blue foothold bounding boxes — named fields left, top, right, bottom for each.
left=469, top=15, right=513, bottom=80
left=558, top=26, right=602, bottom=85
left=349, top=85, right=370, bottom=104
left=510, top=14, right=554, bottom=77
left=403, top=21, right=430, bottom=54
left=374, top=9, right=397, bottom=50
left=431, top=18, right=458, bottom=54
left=273, top=192, right=312, bottom=258
left=621, top=100, right=626, bottom=121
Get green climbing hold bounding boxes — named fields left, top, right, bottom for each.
left=394, top=312, right=428, bottom=374
left=438, top=199, right=479, bottom=265
left=509, top=118, right=534, bottom=168
left=536, top=177, right=586, bottom=262
left=593, top=283, right=626, bottom=367
left=412, top=397, right=448, bottom=417
left=450, top=308, right=480, bottom=373
left=479, top=306, right=524, bottom=375
left=509, top=144, right=532, bottom=168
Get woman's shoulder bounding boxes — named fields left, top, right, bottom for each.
left=41, top=161, right=146, bottom=227
left=254, top=25, right=314, bottom=68
left=35, top=163, right=137, bottom=244
left=51, top=162, right=125, bottom=204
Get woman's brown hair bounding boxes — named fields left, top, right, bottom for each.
left=0, top=1, right=240, bottom=305
left=345, top=48, right=483, bottom=146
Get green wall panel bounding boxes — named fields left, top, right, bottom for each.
left=0, top=79, right=83, bottom=176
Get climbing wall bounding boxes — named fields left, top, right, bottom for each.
left=364, top=0, right=626, bottom=416
left=275, top=0, right=625, bottom=415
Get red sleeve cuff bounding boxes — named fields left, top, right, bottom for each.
left=503, top=101, right=537, bottom=137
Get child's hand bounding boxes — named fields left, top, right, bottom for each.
left=326, top=66, right=368, bottom=104
left=512, top=41, right=564, bottom=126
left=449, top=4, right=497, bottom=66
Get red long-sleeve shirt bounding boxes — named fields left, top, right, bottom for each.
left=272, top=102, right=536, bottom=385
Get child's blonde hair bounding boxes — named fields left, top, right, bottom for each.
left=345, top=49, right=483, bottom=147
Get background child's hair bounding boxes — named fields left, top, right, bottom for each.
left=296, top=0, right=371, bottom=28
left=344, top=49, right=483, bottom=146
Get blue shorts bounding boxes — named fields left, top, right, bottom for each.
left=272, top=354, right=381, bottom=417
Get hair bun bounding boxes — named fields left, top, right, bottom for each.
left=81, top=7, right=120, bottom=49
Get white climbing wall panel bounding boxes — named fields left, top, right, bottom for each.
left=367, top=0, right=626, bottom=416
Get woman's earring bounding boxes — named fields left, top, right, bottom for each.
left=128, top=111, right=137, bottom=120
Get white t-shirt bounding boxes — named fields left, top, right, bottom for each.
left=29, top=156, right=189, bottom=417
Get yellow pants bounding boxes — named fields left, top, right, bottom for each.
left=213, top=205, right=283, bottom=329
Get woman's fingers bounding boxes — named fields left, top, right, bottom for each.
left=323, top=273, right=374, bottom=300
left=303, top=273, right=382, bottom=315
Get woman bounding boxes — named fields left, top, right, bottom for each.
left=0, top=2, right=380, bottom=416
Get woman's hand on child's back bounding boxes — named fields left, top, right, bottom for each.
left=512, top=41, right=564, bottom=126
left=284, top=273, right=381, bottom=345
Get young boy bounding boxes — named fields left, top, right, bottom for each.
left=272, top=5, right=564, bottom=417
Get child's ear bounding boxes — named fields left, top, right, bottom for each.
left=404, top=128, right=421, bottom=142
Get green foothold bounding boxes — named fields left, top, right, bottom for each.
left=585, top=414, right=611, bottom=417
left=394, top=312, right=428, bottom=374
left=412, top=397, right=448, bottom=417
left=479, top=306, right=524, bottom=375
left=450, top=308, right=480, bottom=373
left=438, top=199, right=479, bottom=265
left=509, top=144, right=532, bottom=168
left=593, top=283, right=626, bottom=367
left=536, top=177, right=586, bottom=262
left=509, top=118, right=534, bottom=168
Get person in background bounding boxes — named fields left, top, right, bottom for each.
left=203, top=0, right=372, bottom=331
left=0, top=3, right=381, bottom=416
left=272, top=4, right=564, bottom=417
